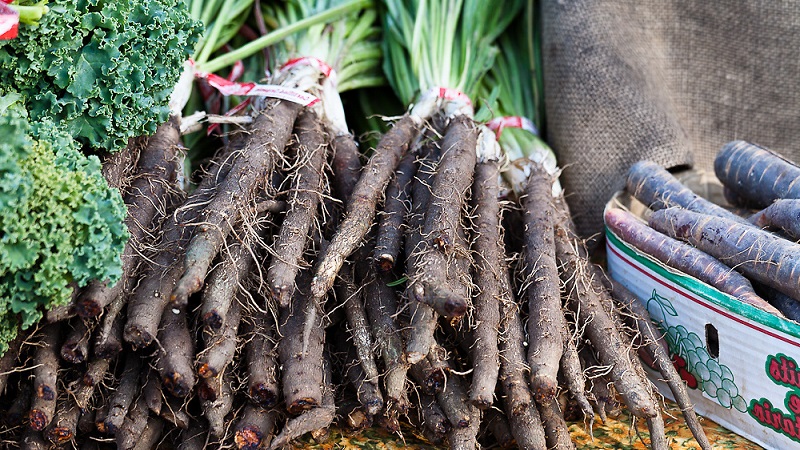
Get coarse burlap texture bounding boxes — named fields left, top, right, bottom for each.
left=542, top=0, right=800, bottom=240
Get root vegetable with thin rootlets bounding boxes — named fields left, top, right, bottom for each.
left=0, top=1, right=718, bottom=449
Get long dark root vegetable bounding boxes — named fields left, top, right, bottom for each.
left=608, top=279, right=712, bottom=450
left=554, top=199, right=659, bottom=421
left=267, top=109, right=328, bottom=308
left=374, top=151, right=416, bottom=272
left=521, top=163, right=563, bottom=402
left=715, top=140, right=800, bottom=208
left=626, top=160, right=748, bottom=224
left=408, top=116, right=477, bottom=320
left=467, top=144, right=503, bottom=409
left=171, top=101, right=302, bottom=307
left=310, top=114, right=420, bottom=300
left=750, top=198, right=800, bottom=239
left=605, top=207, right=782, bottom=316
left=29, top=324, right=60, bottom=431
left=650, top=207, right=800, bottom=302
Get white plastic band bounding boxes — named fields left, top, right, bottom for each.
left=410, top=86, right=474, bottom=121
left=195, top=70, right=320, bottom=107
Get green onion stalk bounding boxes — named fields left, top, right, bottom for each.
left=171, top=0, right=375, bottom=129
left=479, top=1, right=560, bottom=197
left=382, top=0, right=522, bottom=124
left=257, top=0, right=382, bottom=136
left=6, top=1, right=49, bottom=25
left=170, top=0, right=255, bottom=119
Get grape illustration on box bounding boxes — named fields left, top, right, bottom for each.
left=646, top=289, right=748, bottom=412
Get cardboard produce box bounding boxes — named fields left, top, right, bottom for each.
left=605, top=183, right=800, bottom=450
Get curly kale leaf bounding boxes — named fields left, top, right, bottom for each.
left=0, top=103, right=128, bottom=354
left=0, top=0, right=200, bottom=153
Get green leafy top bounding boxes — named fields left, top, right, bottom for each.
left=382, top=0, right=523, bottom=107
left=479, top=3, right=558, bottom=194
left=0, top=96, right=128, bottom=354
left=0, top=0, right=201, bottom=153
left=263, top=0, right=382, bottom=93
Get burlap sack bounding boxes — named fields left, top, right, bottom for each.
left=542, top=0, right=800, bottom=241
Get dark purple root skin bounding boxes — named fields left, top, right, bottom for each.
left=101, top=138, right=140, bottom=190
left=403, top=136, right=440, bottom=363
left=177, top=423, right=208, bottom=450
left=627, top=160, right=748, bottom=224
left=93, top=297, right=125, bottom=359
left=124, top=132, right=238, bottom=349
left=606, top=207, right=782, bottom=316
left=246, top=314, right=280, bottom=409
left=0, top=331, right=26, bottom=396
left=761, top=286, right=800, bottom=322
left=197, top=296, right=242, bottom=379
left=485, top=409, right=516, bottom=449
left=268, top=358, right=335, bottom=450
left=60, top=319, right=91, bottom=364
left=124, top=234, right=190, bottom=350
left=497, top=272, right=548, bottom=450
left=415, top=392, right=451, bottom=438
left=715, top=140, right=800, bottom=209
left=104, top=356, right=142, bottom=434
left=751, top=198, right=800, bottom=239
left=279, top=277, right=324, bottom=415
left=77, top=117, right=182, bottom=318
left=116, top=397, right=149, bottom=450
left=22, top=427, right=49, bottom=450
left=30, top=324, right=60, bottom=431
left=5, top=383, right=32, bottom=426
left=649, top=207, right=800, bottom=303
left=143, top=369, right=163, bottom=415
left=202, top=372, right=235, bottom=438
left=340, top=271, right=380, bottom=383
left=560, top=331, right=595, bottom=420
left=363, top=271, right=409, bottom=410
left=234, top=405, right=276, bottom=450
left=200, top=239, right=255, bottom=333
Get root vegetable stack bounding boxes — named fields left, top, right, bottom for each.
left=616, top=146, right=800, bottom=323
left=0, top=1, right=716, bottom=449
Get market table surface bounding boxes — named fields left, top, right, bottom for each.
left=291, top=400, right=763, bottom=449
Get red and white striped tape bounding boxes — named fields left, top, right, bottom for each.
left=486, top=116, right=538, bottom=138
left=0, top=1, right=19, bottom=40
left=434, top=87, right=473, bottom=109
left=194, top=71, right=320, bottom=107
left=279, top=56, right=335, bottom=80
left=194, top=56, right=339, bottom=108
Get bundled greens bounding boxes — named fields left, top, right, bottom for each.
left=0, top=0, right=200, bottom=153
left=0, top=96, right=127, bottom=353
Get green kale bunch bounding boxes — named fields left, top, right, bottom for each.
left=0, top=0, right=200, bottom=153
left=0, top=97, right=128, bottom=353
